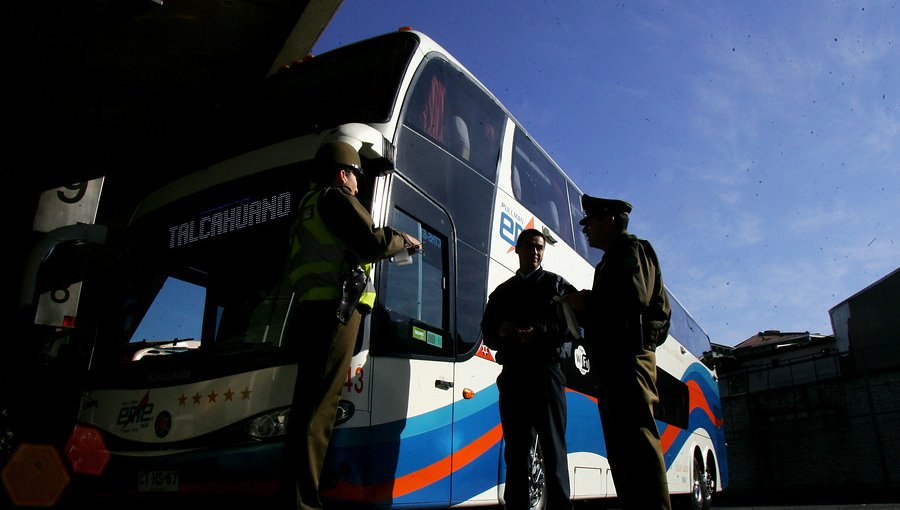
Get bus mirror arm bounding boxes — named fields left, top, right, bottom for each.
left=20, top=223, right=108, bottom=306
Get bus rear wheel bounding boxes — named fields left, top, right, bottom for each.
left=686, top=449, right=713, bottom=510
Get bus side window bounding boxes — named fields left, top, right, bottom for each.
left=396, top=56, right=502, bottom=353
left=406, top=68, right=449, bottom=150
left=449, top=115, right=470, bottom=161
left=511, top=127, right=573, bottom=246
left=404, top=57, right=502, bottom=182
left=568, top=182, right=601, bottom=262
left=445, top=68, right=502, bottom=179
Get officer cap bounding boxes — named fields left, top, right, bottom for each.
left=315, top=141, right=363, bottom=176
left=578, top=194, right=633, bottom=225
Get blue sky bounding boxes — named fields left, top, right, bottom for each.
left=313, top=1, right=899, bottom=347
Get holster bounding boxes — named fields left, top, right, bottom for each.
left=335, top=266, right=368, bottom=324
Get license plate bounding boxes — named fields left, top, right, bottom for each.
left=137, top=470, right=179, bottom=492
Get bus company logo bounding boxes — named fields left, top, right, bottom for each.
left=574, top=345, right=591, bottom=376
left=117, top=391, right=155, bottom=432
left=154, top=410, right=173, bottom=438
left=498, top=211, right=536, bottom=253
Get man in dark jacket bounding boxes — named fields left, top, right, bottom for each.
left=281, top=140, right=420, bottom=510
left=562, top=195, right=672, bottom=510
left=481, top=228, right=576, bottom=510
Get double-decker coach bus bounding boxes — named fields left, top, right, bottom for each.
left=62, top=28, right=726, bottom=509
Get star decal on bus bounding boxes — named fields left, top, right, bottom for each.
left=177, top=387, right=244, bottom=406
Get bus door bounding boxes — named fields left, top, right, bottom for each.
left=368, top=175, right=456, bottom=506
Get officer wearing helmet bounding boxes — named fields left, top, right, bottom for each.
left=562, top=195, right=672, bottom=510
left=280, top=140, right=420, bottom=510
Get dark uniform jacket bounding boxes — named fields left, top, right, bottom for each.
left=481, top=268, right=576, bottom=367
left=317, top=185, right=411, bottom=262
left=583, top=233, right=670, bottom=354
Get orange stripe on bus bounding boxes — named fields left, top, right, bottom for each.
left=687, top=380, right=722, bottom=427
left=392, top=422, right=503, bottom=497
left=660, top=423, right=680, bottom=453
left=324, top=421, right=506, bottom=502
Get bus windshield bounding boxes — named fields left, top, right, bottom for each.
left=94, top=169, right=303, bottom=366
left=93, top=33, right=423, bottom=365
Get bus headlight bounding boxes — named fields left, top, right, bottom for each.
left=246, top=409, right=290, bottom=439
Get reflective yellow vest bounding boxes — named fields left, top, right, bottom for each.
left=289, top=188, right=377, bottom=309
left=358, top=262, right=376, bottom=311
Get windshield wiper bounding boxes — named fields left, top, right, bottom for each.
left=130, top=338, right=199, bottom=361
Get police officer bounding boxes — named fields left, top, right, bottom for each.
left=280, top=140, right=420, bottom=510
left=481, top=228, right=576, bottom=510
left=562, top=195, right=672, bottom=510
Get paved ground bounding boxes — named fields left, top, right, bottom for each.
left=579, top=506, right=900, bottom=510
left=713, top=506, right=900, bottom=510
left=573, top=501, right=900, bottom=510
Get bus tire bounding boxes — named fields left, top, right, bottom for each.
left=527, top=429, right=547, bottom=510
left=704, top=450, right=717, bottom=506
left=685, top=448, right=712, bottom=510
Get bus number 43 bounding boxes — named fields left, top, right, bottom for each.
left=344, top=366, right=364, bottom=393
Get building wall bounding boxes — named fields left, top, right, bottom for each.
left=847, top=271, right=900, bottom=372
left=720, top=349, right=841, bottom=397
left=830, top=302, right=851, bottom=353
left=720, top=358, right=900, bottom=501
left=718, top=268, right=900, bottom=503
left=831, top=268, right=900, bottom=373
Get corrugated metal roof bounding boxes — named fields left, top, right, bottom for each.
left=735, top=330, right=814, bottom=349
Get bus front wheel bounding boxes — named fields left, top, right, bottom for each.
left=527, top=429, right=547, bottom=510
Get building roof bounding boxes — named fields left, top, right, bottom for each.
left=735, top=330, right=818, bottom=349
left=828, top=266, right=900, bottom=314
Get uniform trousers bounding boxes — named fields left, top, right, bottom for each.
left=497, top=363, right=573, bottom=510
left=281, top=299, right=361, bottom=510
left=596, top=348, right=671, bottom=510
